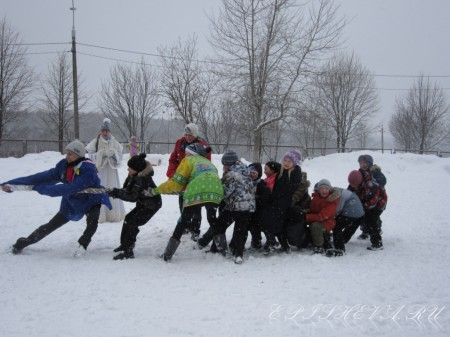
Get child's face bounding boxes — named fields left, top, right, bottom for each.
left=184, top=133, right=196, bottom=143
left=249, top=170, right=259, bottom=181
left=127, top=167, right=138, bottom=176
left=282, top=158, right=294, bottom=170
left=264, top=165, right=274, bottom=177
left=359, top=160, right=369, bottom=170
left=223, top=165, right=230, bottom=173
left=319, top=186, right=331, bottom=197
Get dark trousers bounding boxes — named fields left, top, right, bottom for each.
left=172, top=203, right=217, bottom=241
left=203, top=210, right=251, bottom=258
left=365, top=208, right=383, bottom=246
left=22, top=204, right=101, bottom=249
left=119, top=206, right=160, bottom=250
left=333, top=215, right=363, bottom=250
left=178, top=194, right=202, bottom=235
left=248, top=214, right=263, bottom=245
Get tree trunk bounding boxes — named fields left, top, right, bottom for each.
left=252, top=130, right=262, bottom=162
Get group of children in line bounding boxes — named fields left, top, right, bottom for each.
left=2, top=130, right=387, bottom=265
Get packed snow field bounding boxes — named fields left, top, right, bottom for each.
left=0, top=151, right=449, bottom=337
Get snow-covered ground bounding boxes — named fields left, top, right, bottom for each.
left=0, top=151, right=449, bottom=337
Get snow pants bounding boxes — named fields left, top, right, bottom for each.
left=333, top=215, right=363, bottom=250
left=172, top=203, right=217, bottom=241
left=20, top=204, right=101, bottom=249
left=119, top=206, right=160, bottom=250
left=178, top=193, right=202, bottom=235
left=365, top=208, right=384, bottom=246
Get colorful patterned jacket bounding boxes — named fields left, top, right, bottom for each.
left=222, top=162, right=256, bottom=212
left=157, top=154, right=223, bottom=208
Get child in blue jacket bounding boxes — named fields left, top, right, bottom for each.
left=1, top=140, right=111, bottom=255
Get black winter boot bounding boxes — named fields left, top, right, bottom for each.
left=113, top=245, right=124, bottom=253
left=213, top=234, right=228, bottom=256
left=162, top=237, right=180, bottom=261
left=113, top=248, right=135, bottom=260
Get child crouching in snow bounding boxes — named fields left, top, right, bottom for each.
left=107, top=153, right=162, bottom=260
left=305, top=179, right=340, bottom=254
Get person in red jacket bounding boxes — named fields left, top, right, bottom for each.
left=305, top=179, right=340, bottom=254
left=166, top=123, right=211, bottom=241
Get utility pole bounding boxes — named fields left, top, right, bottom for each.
left=70, top=0, right=79, bottom=139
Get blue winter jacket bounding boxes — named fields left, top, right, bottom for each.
left=4, top=159, right=112, bottom=221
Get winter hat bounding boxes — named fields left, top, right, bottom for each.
left=265, top=161, right=281, bottom=174
left=316, top=179, right=332, bottom=189
left=282, top=149, right=302, bottom=166
left=358, top=154, right=373, bottom=167
left=185, top=143, right=208, bottom=157
left=128, top=153, right=147, bottom=172
left=221, top=150, right=239, bottom=166
left=65, top=139, right=86, bottom=157
left=184, top=123, right=199, bottom=138
left=101, top=118, right=111, bottom=131
left=348, top=170, right=363, bottom=187
left=248, top=163, right=263, bottom=179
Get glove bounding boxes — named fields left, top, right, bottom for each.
left=1, top=184, right=13, bottom=193
left=144, top=187, right=159, bottom=197
left=108, top=188, right=120, bottom=198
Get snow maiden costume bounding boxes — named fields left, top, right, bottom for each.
left=85, top=118, right=126, bottom=223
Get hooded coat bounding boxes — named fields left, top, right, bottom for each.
left=4, top=158, right=111, bottom=221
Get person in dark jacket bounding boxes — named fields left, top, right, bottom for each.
left=285, top=171, right=311, bottom=250
left=356, top=154, right=386, bottom=239
left=108, top=153, right=162, bottom=260
left=1, top=140, right=112, bottom=255
left=166, top=123, right=211, bottom=241
left=243, top=162, right=271, bottom=250
left=348, top=169, right=387, bottom=251
left=264, top=150, right=302, bottom=254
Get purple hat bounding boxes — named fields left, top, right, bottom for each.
left=282, top=149, right=302, bottom=166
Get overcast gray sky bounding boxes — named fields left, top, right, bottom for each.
left=2, top=0, right=450, bottom=143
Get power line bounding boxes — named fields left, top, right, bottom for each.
left=11, top=42, right=71, bottom=46
left=24, top=51, right=69, bottom=55
left=78, top=41, right=220, bottom=65
left=78, top=41, right=450, bottom=78
left=11, top=40, right=450, bottom=79
left=77, top=51, right=163, bottom=68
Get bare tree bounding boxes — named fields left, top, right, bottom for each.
left=203, top=97, right=240, bottom=152
left=390, top=76, right=449, bottom=153
left=0, top=18, right=33, bottom=139
left=209, top=0, right=345, bottom=161
left=99, top=61, right=160, bottom=141
left=159, top=35, right=213, bottom=131
left=313, top=52, right=378, bottom=152
left=39, top=53, right=78, bottom=152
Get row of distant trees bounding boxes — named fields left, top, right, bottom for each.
left=1, top=0, right=449, bottom=160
